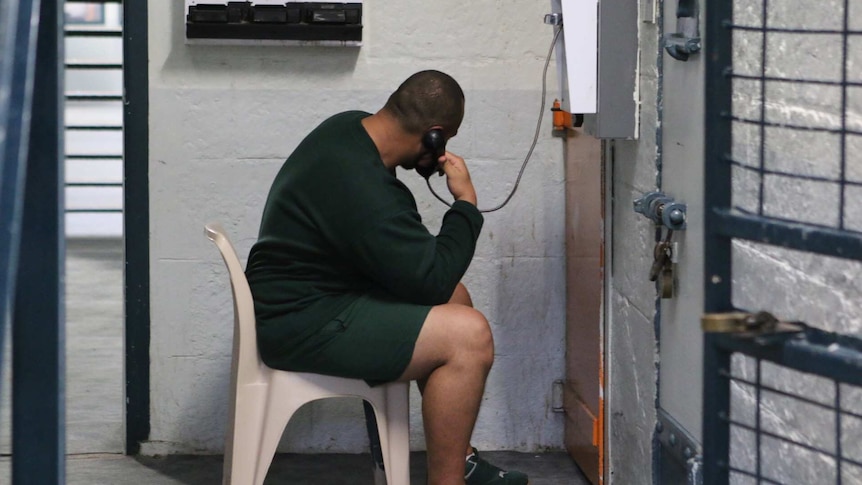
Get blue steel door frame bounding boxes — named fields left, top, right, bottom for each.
left=0, top=0, right=39, bottom=376
left=702, top=1, right=733, bottom=482
left=0, top=0, right=67, bottom=483
left=123, top=0, right=151, bottom=455
left=702, top=2, right=862, bottom=484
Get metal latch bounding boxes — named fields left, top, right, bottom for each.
left=664, top=0, right=701, bottom=61
left=701, top=311, right=807, bottom=335
left=633, top=191, right=687, bottom=231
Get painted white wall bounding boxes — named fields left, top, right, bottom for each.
left=144, top=1, right=567, bottom=454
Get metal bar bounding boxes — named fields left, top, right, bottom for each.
left=757, top=0, right=770, bottom=216
left=728, top=115, right=862, bottom=136
left=65, top=125, right=123, bottom=130
left=723, top=417, right=862, bottom=469
left=66, top=154, right=122, bottom=159
left=702, top=0, right=735, bottom=483
left=64, top=28, right=122, bottom=37
left=712, top=209, right=862, bottom=261
left=755, top=359, right=763, bottom=480
left=839, top=0, right=850, bottom=231
left=712, top=333, right=862, bottom=387
left=725, top=465, right=785, bottom=485
left=12, top=0, right=66, bottom=483
left=65, top=209, right=123, bottom=213
left=836, top=381, right=843, bottom=485
left=727, top=24, right=862, bottom=35
left=65, top=62, right=123, bottom=69
left=724, top=372, right=862, bottom=421
left=66, top=93, right=122, bottom=101
left=124, top=0, right=150, bottom=455
left=727, top=158, right=862, bottom=187
left=66, top=182, right=122, bottom=187
left=730, top=72, right=862, bottom=87
left=0, top=0, right=38, bottom=416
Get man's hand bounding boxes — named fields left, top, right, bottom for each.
left=440, top=152, right=477, bottom=206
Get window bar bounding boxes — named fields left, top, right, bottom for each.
left=730, top=72, right=862, bottom=88
left=65, top=61, right=123, bottom=70
left=64, top=29, right=122, bottom=38
left=723, top=372, right=862, bottom=422
left=66, top=125, right=122, bottom=131
left=728, top=25, right=862, bottom=35
left=836, top=381, right=842, bottom=485
left=726, top=466, right=784, bottom=485
left=839, top=0, right=849, bottom=231
left=755, top=358, right=763, bottom=482
left=66, top=93, right=122, bottom=101
left=757, top=0, right=770, bottom=217
left=66, top=154, right=122, bottom=159
left=727, top=159, right=862, bottom=188
left=724, top=416, right=862, bottom=469
left=728, top=116, right=862, bottom=136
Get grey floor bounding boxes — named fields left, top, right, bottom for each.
left=0, top=240, right=589, bottom=484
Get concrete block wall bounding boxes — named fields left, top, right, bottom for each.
left=603, top=13, right=662, bottom=485
left=145, top=1, right=567, bottom=454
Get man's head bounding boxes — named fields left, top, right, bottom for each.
left=383, top=70, right=465, bottom=139
left=378, top=70, right=465, bottom=173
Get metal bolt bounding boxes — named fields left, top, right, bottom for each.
left=656, top=421, right=664, bottom=433
left=684, top=446, right=693, bottom=459
left=669, top=433, right=678, bottom=446
left=668, top=208, right=685, bottom=226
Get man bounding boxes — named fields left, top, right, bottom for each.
left=246, top=70, right=527, bottom=485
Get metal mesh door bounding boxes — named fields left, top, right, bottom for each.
left=703, top=1, right=862, bottom=483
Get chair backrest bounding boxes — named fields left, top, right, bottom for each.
left=205, top=223, right=264, bottom=387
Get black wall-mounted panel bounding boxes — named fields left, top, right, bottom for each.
left=186, top=2, right=362, bottom=42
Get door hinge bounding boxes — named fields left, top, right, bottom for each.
left=701, top=311, right=807, bottom=335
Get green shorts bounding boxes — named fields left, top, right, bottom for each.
left=264, top=291, right=431, bottom=386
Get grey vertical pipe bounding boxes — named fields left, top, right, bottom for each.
left=12, top=0, right=66, bottom=483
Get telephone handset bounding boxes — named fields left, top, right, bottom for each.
left=417, top=129, right=445, bottom=178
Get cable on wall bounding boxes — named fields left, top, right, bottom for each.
left=426, top=26, right=563, bottom=213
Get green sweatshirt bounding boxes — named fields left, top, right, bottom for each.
left=246, top=111, right=483, bottom=359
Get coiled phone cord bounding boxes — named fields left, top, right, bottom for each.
left=426, top=26, right=562, bottom=213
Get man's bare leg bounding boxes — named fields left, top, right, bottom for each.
left=398, top=283, right=493, bottom=485
left=416, top=284, right=479, bottom=457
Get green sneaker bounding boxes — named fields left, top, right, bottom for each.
left=464, top=448, right=529, bottom=485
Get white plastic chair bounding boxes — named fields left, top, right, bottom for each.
left=205, top=223, right=411, bottom=485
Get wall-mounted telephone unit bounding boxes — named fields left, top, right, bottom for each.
left=185, top=1, right=362, bottom=46
left=550, top=0, right=638, bottom=139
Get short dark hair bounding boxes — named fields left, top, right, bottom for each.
left=383, top=70, right=465, bottom=136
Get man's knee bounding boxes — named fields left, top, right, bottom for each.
left=455, top=307, right=494, bottom=368
left=450, top=282, right=473, bottom=307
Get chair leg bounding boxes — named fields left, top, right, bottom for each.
left=224, top=390, right=268, bottom=485
left=380, top=383, right=411, bottom=485
left=253, top=396, right=306, bottom=485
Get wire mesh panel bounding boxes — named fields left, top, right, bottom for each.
left=703, top=1, right=862, bottom=484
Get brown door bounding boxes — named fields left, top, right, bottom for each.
left=563, top=130, right=604, bottom=484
